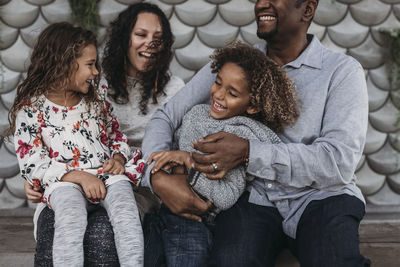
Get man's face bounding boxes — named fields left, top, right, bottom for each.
left=254, top=0, right=304, bottom=41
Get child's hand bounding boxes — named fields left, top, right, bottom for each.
left=24, top=180, right=43, bottom=203
left=148, top=150, right=194, bottom=174
left=103, top=157, right=125, bottom=175
left=62, top=171, right=106, bottom=200
left=78, top=172, right=107, bottom=200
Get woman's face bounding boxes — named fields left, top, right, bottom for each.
left=127, top=12, right=163, bottom=77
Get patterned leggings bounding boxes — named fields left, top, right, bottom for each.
left=49, top=180, right=143, bottom=267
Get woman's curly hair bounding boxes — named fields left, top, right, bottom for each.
left=210, top=41, right=299, bottom=133
left=102, top=2, right=173, bottom=114
left=6, top=22, right=101, bottom=136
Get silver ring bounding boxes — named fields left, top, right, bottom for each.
left=212, top=162, right=218, bottom=172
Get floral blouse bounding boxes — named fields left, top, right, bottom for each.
left=14, top=95, right=145, bottom=205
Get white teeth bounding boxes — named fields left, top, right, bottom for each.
left=213, top=101, right=226, bottom=111
left=259, top=15, right=275, bottom=21
left=139, top=52, right=153, bottom=58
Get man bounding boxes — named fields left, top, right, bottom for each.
left=142, top=0, right=371, bottom=266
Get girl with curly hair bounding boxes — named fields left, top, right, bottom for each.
left=9, top=22, right=146, bottom=266
left=147, top=41, right=299, bottom=266
left=22, top=3, right=184, bottom=265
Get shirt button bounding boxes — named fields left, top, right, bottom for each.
left=267, top=183, right=272, bottom=188
left=256, top=170, right=260, bottom=175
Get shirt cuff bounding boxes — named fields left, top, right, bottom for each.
left=246, top=139, right=276, bottom=181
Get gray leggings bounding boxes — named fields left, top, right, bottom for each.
left=49, top=180, right=143, bottom=267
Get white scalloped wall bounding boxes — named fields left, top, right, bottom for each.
left=0, top=0, right=399, bottom=210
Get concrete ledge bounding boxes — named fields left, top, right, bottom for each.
left=1, top=208, right=399, bottom=266
left=0, top=253, right=34, bottom=267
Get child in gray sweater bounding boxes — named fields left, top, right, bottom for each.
left=149, top=41, right=299, bottom=219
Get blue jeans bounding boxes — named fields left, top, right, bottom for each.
left=209, top=192, right=371, bottom=267
left=145, top=192, right=370, bottom=267
left=144, top=205, right=212, bottom=267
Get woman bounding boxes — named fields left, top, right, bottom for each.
left=24, top=3, right=184, bottom=266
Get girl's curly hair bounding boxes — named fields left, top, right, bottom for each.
left=6, top=22, right=101, bottom=136
left=210, top=41, right=299, bottom=133
left=102, top=2, right=173, bottom=114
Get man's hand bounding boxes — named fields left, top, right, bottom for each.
left=24, top=180, right=42, bottom=203
left=148, top=150, right=194, bottom=174
left=192, top=132, right=249, bottom=179
left=151, top=171, right=213, bottom=222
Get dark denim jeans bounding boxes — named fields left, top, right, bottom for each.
left=144, top=205, right=212, bottom=267
left=145, top=192, right=371, bottom=267
left=209, top=192, right=371, bottom=267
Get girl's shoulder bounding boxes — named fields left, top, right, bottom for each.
left=20, top=96, right=46, bottom=112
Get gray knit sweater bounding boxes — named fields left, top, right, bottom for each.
left=176, top=104, right=281, bottom=212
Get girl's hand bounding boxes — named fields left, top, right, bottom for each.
left=78, top=172, right=107, bottom=200
left=148, top=150, right=194, bottom=174
left=103, top=157, right=125, bottom=175
left=24, top=180, right=42, bottom=203
left=62, top=171, right=106, bottom=200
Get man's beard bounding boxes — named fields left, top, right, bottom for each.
left=256, top=27, right=278, bottom=41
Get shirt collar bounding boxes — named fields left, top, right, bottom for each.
left=263, top=34, right=323, bottom=70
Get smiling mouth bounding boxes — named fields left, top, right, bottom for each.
left=212, top=100, right=226, bottom=112
left=258, top=15, right=276, bottom=22
left=139, top=51, right=156, bottom=58
left=86, top=79, right=94, bottom=86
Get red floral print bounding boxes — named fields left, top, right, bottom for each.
left=125, top=172, right=138, bottom=184
left=111, top=120, right=119, bottom=134
left=112, top=144, right=121, bottom=150
left=73, top=121, right=81, bottom=130
left=32, top=178, right=41, bottom=189
left=49, top=147, right=59, bottom=158
left=16, top=140, right=33, bottom=159
left=33, top=137, right=42, bottom=147
left=37, top=113, right=43, bottom=122
left=100, top=132, right=109, bottom=146
left=132, top=150, right=142, bottom=164
left=135, top=162, right=145, bottom=173
left=71, top=148, right=80, bottom=167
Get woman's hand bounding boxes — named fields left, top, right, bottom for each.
left=62, top=171, right=106, bottom=200
left=192, top=132, right=249, bottom=179
left=148, top=150, right=194, bottom=174
left=24, top=180, right=42, bottom=203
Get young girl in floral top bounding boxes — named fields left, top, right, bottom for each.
left=7, top=22, right=145, bottom=266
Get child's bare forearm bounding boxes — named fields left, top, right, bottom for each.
left=61, top=170, right=84, bottom=184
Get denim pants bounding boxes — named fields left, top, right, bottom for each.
left=145, top=192, right=370, bottom=267
left=209, top=192, right=371, bottom=267
left=144, top=205, right=213, bottom=267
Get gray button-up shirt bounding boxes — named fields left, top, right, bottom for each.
left=141, top=35, right=368, bottom=238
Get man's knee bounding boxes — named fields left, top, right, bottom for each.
left=295, top=195, right=370, bottom=267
